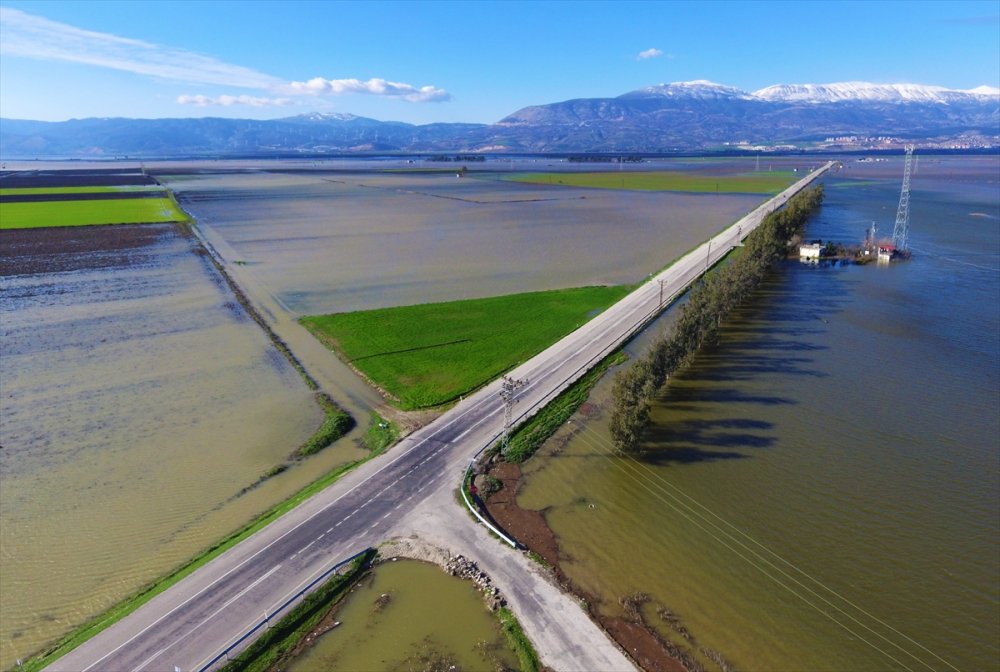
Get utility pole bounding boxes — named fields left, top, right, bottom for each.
left=658, top=279, right=667, bottom=307
left=705, top=240, right=713, bottom=271
left=500, top=375, right=527, bottom=455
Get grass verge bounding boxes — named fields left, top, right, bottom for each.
left=218, top=549, right=376, bottom=672
left=505, top=170, right=797, bottom=194
left=362, top=411, right=400, bottom=452
left=300, top=286, right=631, bottom=409
left=295, top=392, right=355, bottom=457
left=503, top=350, right=627, bottom=463
left=0, top=196, right=189, bottom=229
left=498, top=607, right=542, bottom=672
left=18, top=440, right=394, bottom=672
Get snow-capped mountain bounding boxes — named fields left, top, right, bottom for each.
left=618, top=80, right=752, bottom=101
left=752, top=81, right=1000, bottom=104
left=615, top=80, right=1000, bottom=104
left=2, top=80, right=997, bottom=156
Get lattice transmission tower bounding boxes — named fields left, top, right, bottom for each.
left=500, top=375, right=527, bottom=455
left=892, top=145, right=915, bottom=251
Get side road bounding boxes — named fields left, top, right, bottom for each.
left=49, top=164, right=830, bottom=672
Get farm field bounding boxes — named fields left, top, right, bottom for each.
left=0, top=185, right=163, bottom=196
left=506, top=169, right=798, bottom=193
left=301, top=285, right=630, bottom=408
left=0, top=196, right=187, bottom=229
left=0, top=221, right=370, bottom=667
left=163, top=168, right=763, bottom=315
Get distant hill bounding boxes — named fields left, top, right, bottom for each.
left=2, top=80, right=997, bottom=157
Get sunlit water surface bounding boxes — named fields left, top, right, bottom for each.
left=0, top=224, right=368, bottom=666
left=518, top=157, right=999, bottom=671
left=289, top=560, right=518, bottom=672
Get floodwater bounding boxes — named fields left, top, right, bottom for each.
left=0, top=223, right=371, bottom=666
left=517, top=156, right=1000, bottom=671
left=288, top=560, right=518, bottom=672
left=162, top=168, right=767, bottom=315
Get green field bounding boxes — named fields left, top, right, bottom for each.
left=301, top=286, right=631, bottom=409
left=507, top=170, right=797, bottom=194
left=0, top=197, right=188, bottom=229
left=0, top=186, right=163, bottom=196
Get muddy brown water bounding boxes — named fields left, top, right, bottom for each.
left=0, top=159, right=808, bottom=666
left=0, top=223, right=368, bottom=666
left=286, top=560, right=518, bottom=672
left=517, top=157, right=1000, bottom=671
left=162, top=169, right=765, bottom=315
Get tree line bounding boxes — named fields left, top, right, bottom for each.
left=609, top=184, right=825, bottom=453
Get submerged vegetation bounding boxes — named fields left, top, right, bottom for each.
left=507, top=170, right=797, bottom=194
left=609, top=184, right=825, bottom=452
left=301, top=286, right=631, bottom=409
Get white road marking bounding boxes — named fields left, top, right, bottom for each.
left=132, top=565, right=282, bottom=671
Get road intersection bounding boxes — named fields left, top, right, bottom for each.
left=50, top=163, right=831, bottom=672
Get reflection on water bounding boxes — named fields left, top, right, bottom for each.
left=518, top=157, right=999, bottom=671
left=164, top=170, right=765, bottom=314
left=289, top=560, right=517, bottom=672
left=0, top=224, right=367, bottom=666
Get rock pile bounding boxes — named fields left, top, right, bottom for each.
left=444, top=553, right=507, bottom=612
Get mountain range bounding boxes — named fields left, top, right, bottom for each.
left=2, top=81, right=997, bottom=157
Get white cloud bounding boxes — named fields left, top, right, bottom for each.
left=0, top=7, right=283, bottom=89
left=287, top=77, right=451, bottom=102
left=1, top=8, right=451, bottom=104
left=637, top=48, right=665, bottom=60
left=177, top=94, right=293, bottom=108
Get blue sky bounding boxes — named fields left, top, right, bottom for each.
left=1, top=0, right=998, bottom=123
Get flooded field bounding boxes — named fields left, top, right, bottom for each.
left=515, top=156, right=1000, bottom=671
left=161, top=167, right=765, bottom=315
left=0, top=156, right=840, bottom=667
left=288, top=560, right=518, bottom=672
left=0, top=222, right=369, bottom=666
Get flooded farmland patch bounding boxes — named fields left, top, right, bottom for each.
left=0, top=222, right=341, bottom=666
left=287, top=559, right=519, bottom=672
left=164, top=170, right=763, bottom=315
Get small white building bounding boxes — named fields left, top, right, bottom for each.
left=799, top=243, right=823, bottom=260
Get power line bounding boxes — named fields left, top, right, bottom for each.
left=563, top=421, right=957, bottom=671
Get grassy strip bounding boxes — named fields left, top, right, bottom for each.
left=19, top=440, right=392, bottom=671
left=0, top=197, right=188, bottom=229
left=498, top=607, right=542, bottom=672
left=295, top=392, right=355, bottom=457
left=362, top=411, right=400, bottom=452
left=503, top=350, right=627, bottom=463
left=0, top=185, right=163, bottom=195
left=301, top=286, right=631, bottom=409
left=506, top=170, right=797, bottom=194
left=218, top=549, right=376, bottom=672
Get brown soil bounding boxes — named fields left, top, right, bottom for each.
left=0, top=223, right=174, bottom=276
left=482, top=462, right=687, bottom=672
left=0, top=171, right=155, bottom=188
left=482, top=462, right=560, bottom=566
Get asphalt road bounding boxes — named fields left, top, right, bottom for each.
left=50, top=162, right=831, bottom=672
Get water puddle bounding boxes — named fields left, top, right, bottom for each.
left=288, top=559, right=518, bottom=671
